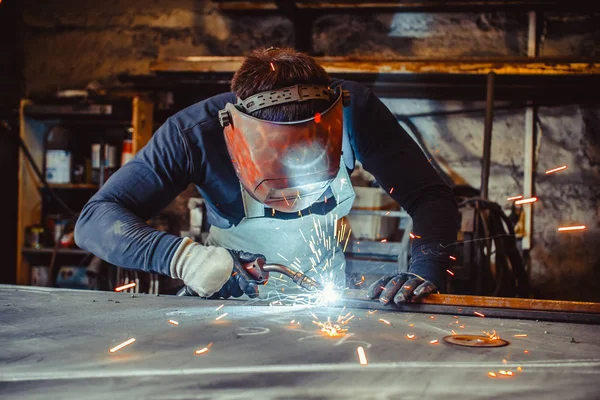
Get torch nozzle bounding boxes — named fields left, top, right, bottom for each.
left=263, top=263, right=324, bottom=291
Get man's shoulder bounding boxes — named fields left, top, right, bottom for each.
left=169, top=92, right=237, bottom=132
left=330, top=78, right=370, bottom=96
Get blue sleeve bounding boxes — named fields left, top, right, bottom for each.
left=74, top=119, right=193, bottom=276
left=350, top=89, right=460, bottom=289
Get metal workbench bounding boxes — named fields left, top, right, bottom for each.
left=1, top=285, right=599, bottom=399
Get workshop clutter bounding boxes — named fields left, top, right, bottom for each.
left=346, top=162, right=400, bottom=240
left=346, top=187, right=400, bottom=240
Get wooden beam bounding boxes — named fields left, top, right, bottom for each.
left=151, top=56, right=600, bottom=76
left=214, top=1, right=595, bottom=12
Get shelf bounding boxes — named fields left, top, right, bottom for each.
left=152, top=56, right=600, bottom=76
left=41, top=183, right=98, bottom=190
left=22, top=247, right=90, bottom=256
left=214, top=1, right=597, bottom=12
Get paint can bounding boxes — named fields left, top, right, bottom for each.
left=45, top=150, right=72, bottom=184
left=31, top=266, right=50, bottom=287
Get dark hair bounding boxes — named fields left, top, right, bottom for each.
left=231, top=47, right=331, bottom=122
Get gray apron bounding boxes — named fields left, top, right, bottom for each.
left=206, top=166, right=355, bottom=298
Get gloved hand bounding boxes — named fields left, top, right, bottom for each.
left=210, top=249, right=268, bottom=299
left=367, top=273, right=437, bottom=305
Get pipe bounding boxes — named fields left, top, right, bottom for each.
left=480, top=72, right=495, bottom=200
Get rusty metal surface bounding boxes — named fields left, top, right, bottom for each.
left=444, top=334, right=510, bottom=347
left=1, top=285, right=599, bottom=399
left=344, top=290, right=600, bottom=314
left=151, top=56, right=600, bottom=75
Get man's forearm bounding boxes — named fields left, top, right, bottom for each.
left=74, top=199, right=182, bottom=276
left=406, top=183, right=459, bottom=288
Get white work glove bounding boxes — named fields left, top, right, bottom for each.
left=169, top=237, right=234, bottom=297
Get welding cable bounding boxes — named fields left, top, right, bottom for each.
left=457, top=198, right=531, bottom=297
left=1, top=120, right=78, bottom=217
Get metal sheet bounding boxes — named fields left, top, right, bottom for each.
left=1, top=285, right=599, bottom=399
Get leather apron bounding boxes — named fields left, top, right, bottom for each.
left=206, top=165, right=355, bottom=297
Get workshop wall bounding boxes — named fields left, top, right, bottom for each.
left=20, top=1, right=600, bottom=300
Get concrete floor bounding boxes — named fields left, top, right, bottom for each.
left=1, top=285, right=599, bottom=399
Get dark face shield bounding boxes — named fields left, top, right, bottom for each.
left=219, top=86, right=349, bottom=213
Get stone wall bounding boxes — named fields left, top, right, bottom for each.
left=20, top=1, right=600, bottom=300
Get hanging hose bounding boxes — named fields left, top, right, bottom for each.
left=1, top=120, right=78, bottom=217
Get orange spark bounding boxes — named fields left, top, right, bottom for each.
left=270, top=62, right=275, bottom=71
left=446, top=269, right=455, bottom=276
left=430, top=316, right=435, bottom=320
left=379, top=318, right=391, bottom=325
left=381, top=239, right=388, bottom=243
left=195, top=347, right=209, bottom=355
left=357, top=346, right=368, bottom=365
left=506, top=370, right=514, bottom=376
left=474, top=311, right=485, bottom=318
left=483, top=330, right=499, bottom=340
left=459, top=325, right=465, bottom=329
left=430, top=339, right=439, bottom=344
left=314, top=318, right=347, bottom=337
left=515, top=197, right=538, bottom=205
left=507, top=195, right=523, bottom=201
left=488, top=372, right=497, bottom=378
left=557, top=225, right=586, bottom=232
left=406, top=334, right=416, bottom=339
left=215, top=313, right=228, bottom=321
left=449, top=255, right=457, bottom=260
left=499, top=370, right=508, bottom=375
left=114, top=282, right=136, bottom=292
left=452, top=330, right=458, bottom=335
left=514, top=334, right=528, bottom=337
left=109, top=338, right=135, bottom=353
left=168, top=320, right=179, bottom=325
left=389, top=187, right=394, bottom=194
left=517, top=366, right=523, bottom=372
left=545, top=165, right=567, bottom=174
left=409, top=323, right=415, bottom=327
left=367, top=310, right=377, bottom=315
left=409, top=233, right=415, bottom=239
left=524, top=350, right=529, bottom=354
left=215, top=304, right=225, bottom=311
left=355, top=276, right=365, bottom=286
left=314, top=113, right=321, bottom=123
left=385, top=211, right=390, bottom=216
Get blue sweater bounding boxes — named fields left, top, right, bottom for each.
left=75, top=79, right=459, bottom=288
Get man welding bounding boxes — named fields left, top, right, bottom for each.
left=75, top=47, right=459, bottom=305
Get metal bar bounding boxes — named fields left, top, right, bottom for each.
left=348, top=209, right=409, bottom=218
left=151, top=57, right=600, bottom=75
left=333, top=297, right=600, bottom=324
left=480, top=72, right=495, bottom=200
left=522, top=11, right=538, bottom=251
left=343, top=289, right=600, bottom=314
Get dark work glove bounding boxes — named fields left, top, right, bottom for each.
left=367, top=272, right=437, bottom=305
left=211, top=249, right=268, bottom=299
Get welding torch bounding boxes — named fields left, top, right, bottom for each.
left=177, top=262, right=323, bottom=296
left=263, top=263, right=323, bottom=291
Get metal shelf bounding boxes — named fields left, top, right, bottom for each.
left=214, top=0, right=597, bottom=12
left=41, top=183, right=98, bottom=190
left=22, top=247, right=90, bottom=256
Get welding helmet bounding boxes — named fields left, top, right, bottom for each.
left=218, top=84, right=350, bottom=213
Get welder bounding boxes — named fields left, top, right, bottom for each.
left=74, top=47, right=459, bottom=304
